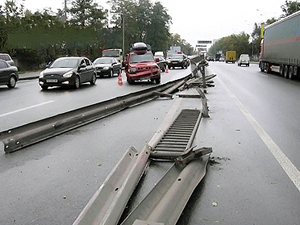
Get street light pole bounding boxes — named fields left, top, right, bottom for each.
left=122, top=13, right=125, bottom=60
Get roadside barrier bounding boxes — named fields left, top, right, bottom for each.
left=0, top=76, right=191, bottom=153
left=0, top=56, right=204, bottom=154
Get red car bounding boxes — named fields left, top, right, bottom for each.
left=123, top=42, right=161, bottom=84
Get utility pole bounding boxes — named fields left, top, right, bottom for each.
left=122, top=13, right=125, bottom=60
left=64, top=0, right=67, bottom=21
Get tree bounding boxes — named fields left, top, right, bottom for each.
left=145, top=1, right=171, bottom=52
left=281, top=0, right=300, bottom=17
left=68, top=0, right=108, bottom=27
left=107, top=0, right=173, bottom=53
left=208, top=32, right=251, bottom=58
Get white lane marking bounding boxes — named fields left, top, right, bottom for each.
left=217, top=76, right=300, bottom=192
left=0, top=101, right=55, bottom=117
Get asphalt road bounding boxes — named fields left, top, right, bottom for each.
left=1, top=62, right=300, bottom=225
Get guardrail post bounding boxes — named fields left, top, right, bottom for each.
left=196, top=87, right=209, bottom=118
left=197, top=59, right=208, bottom=90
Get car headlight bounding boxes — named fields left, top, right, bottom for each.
left=130, top=67, right=137, bottom=73
left=39, top=71, right=44, bottom=78
left=63, top=71, right=73, bottom=78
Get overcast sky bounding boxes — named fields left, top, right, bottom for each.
left=2, top=0, right=286, bottom=47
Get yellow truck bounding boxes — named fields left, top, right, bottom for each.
left=225, top=51, right=236, bottom=63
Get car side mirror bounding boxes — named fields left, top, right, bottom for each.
left=155, top=58, right=159, bottom=62
left=46, top=62, right=51, bottom=68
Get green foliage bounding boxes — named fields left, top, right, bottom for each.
left=68, top=0, right=108, bottom=27
left=208, top=32, right=251, bottom=58
left=0, top=0, right=193, bottom=70
left=281, top=0, right=300, bottom=16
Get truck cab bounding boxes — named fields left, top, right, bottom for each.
left=123, top=42, right=161, bottom=84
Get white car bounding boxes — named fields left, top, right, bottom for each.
left=237, top=54, right=250, bottom=67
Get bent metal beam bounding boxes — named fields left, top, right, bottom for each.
left=0, top=77, right=190, bottom=153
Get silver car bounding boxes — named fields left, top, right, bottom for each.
left=0, top=53, right=15, bottom=66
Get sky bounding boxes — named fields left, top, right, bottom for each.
left=2, top=0, right=286, bottom=47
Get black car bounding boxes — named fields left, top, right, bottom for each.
left=0, top=59, right=19, bottom=89
left=167, top=54, right=189, bottom=69
left=93, top=57, right=122, bottom=78
left=39, top=57, right=96, bottom=90
left=155, top=56, right=167, bottom=72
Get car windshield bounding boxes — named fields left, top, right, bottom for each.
left=130, top=52, right=154, bottom=63
left=94, top=58, right=112, bottom=64
left=172, top=54, right=184, bottom=59
left=50, top=58, right=80, bottom=68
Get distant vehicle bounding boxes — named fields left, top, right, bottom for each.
left=93, top=57, right=122, bottom=78
left=225, top=51, right=236, bottom=63
left=155, top=56, right=167, bottom=72
left=259, top=10, right=300, bottom=79
left=39, top=56, right=96, bottom=90
left=167, top=46, right=181, bottom=59
left=123, top=42, right=161, bottom=84
left=102, top=49, right=123, bottom=64
left=170, top=46, right=181, bottom=52
left=0, top=59, right=19, bottom=88
left=215, top=53, right=221, bottom=61
left=167, top=54, right=189, bottom=69
left=154, top=51, right=164, bottom=57
left=206, top=56, right=214, bottom=61
left=0, top=53, right=15, bottom=66
left=219, top=57, right=225, bottom=62
left=237, top=54, right=250, bottom=67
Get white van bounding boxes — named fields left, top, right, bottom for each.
left=237, top=54, right=250, bottom=67
left=154, top=51, right=164, bottom=57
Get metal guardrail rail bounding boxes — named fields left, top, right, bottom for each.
left=151, top=109, right=201, bottom=159
left=71, top=56, right=210, bottom=225
left=0, top=76, right=192, bottom=153
left=73, top=146, right=150, bottom=225
left=120, top=155, right=210, bottom=225
left=72, top=107, right=212, bottom=225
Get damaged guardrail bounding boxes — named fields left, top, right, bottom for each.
left=0, top=76, right=192, bottom=153
left=73, top=106, right=212, bottom=225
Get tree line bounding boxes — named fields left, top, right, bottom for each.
left=208, top=0, right=300, bottom=60
left=0, top=0, right=194, bottom=70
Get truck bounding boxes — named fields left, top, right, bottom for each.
left=225, top=51, right=236, bottom=63
left=167, top=46, right=182, bottom=59
left=123, top=42, right=161, bottom=84
left=259, top=10, right=300, bottom=79
left=102, top=49, right=123, bottom=64
left=215, top=52, right=221, bottom=61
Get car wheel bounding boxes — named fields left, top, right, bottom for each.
left=7, top=76, right=17, bottom=88
left=288, top=66, right=294, bottom=80
left=127, top=77, right=134, bottom=84
left=110, top=69, right=113, bottom=78
left=90, top=73, right=97, bottom=85
left=155, top=77, right=161, bottom=84
left=283, top=65, right=289, bottom=78
left=74, top=76, right=80, bottom=89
